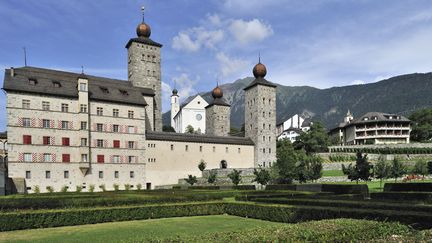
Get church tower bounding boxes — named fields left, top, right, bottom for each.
left=171, top=88, right=179, bottom=130
left=126, top=7, right=163, bottom=131
left=244, top=59, right=277, bottom=168
left=205, top=85, right=230, bottom=136
left=344, top=110, right=354, bottom=123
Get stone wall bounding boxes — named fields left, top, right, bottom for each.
left=205, top=105, right=230, bottom=136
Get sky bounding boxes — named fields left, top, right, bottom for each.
left=1, top=0, right=432, bottom=130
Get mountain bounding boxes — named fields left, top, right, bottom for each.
left=163, top=73, right=432, bottom=129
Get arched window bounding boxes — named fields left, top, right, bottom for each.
left=220, top=160, right=227, bottom=169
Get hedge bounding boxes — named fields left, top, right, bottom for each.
left=384, top=183, right=432, bottom=192
left=265, top=184, right=296, bottom=190
left=265, top=184, right=368, bottom=196
left=330, top=147, right=432, bottom=154
left=371, top=192, right=432, bottom=203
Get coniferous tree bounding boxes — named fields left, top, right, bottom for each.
left=412, top=160, right=429, bottom=179
left=390, top=158, right=406, bottom=182
left=227, top=169, right=242, bottom=186
left=374, top=156, right=391, bottom=188
left=342, top=152, right=373, bottom=183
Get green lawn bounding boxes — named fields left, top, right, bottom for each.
left=0, top=215, right=284, bottom=243
left=322, top=170, right=344, bottom=177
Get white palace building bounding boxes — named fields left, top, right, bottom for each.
left=2, top=11, right=277, bottom=193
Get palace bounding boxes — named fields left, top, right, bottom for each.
left=2, top=11, right=277, bottom=193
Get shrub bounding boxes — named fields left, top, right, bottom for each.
left=99, top=184, right=106, bottom=192
left=124, top=184, right=131, bottom=191
left=207, top=171, right=217, bottom=184
left=265, top=184, right=297, bottom=190
left=228, top=169, right=242, bottom=185
left=113, top=184, right=119, bottom=191
left=185, top=175, right=198, bottom=186
left=253, top=168, right=271, bottom=186
left=136, top=183, right=142, bottom=191
left=412, top=160, right=429, bottom=178
left=232, top=185, right=256, bottom=190
left=384, top=183, right=432, bottom=192
left=198, top=160, right=206, bottom=172
left=321, top=184, right=368, bottom=196
left=390, top=158, right=406, bottom=182
left=371, top=192, right=432, bottom=203
left=60, top=186, right=68, bottom=193
left=46, top=186, right=54, bottom=193
left=89, top=184, right=95, bottom=193
left=75, top=186, right=82, bottom=193
left=33, top=185, right=40, bottom=194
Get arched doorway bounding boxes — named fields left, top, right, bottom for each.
left=220, top=160, right=227, bottom=169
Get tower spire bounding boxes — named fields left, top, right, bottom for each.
left=258, top=52, right=261, bottom=64
left=141, top=6, right=145, bottom=23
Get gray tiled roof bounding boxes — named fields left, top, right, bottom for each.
left=347, top=112, right=410, bottom=126
left=3, top=66, right=154, bottom=106
left=205, top=98, right=230, bottom=108
left=146, top=131, right=254, bottom=145
left=125, top=37, right=163, bottom=48
left=244, top=77, right=277, bottom=91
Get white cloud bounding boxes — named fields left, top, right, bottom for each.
left=172, top=32, right=200, bottom=52
left=172, top=27, right=224, bottom=52
left=228, top=19, right=273, bottom=44
left=172, top=73, right=199, bottom=100
left=216, top=52, right=249, bottom=78
left=351, top=80, right=365, bottom=85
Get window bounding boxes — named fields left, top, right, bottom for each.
left=97, top=139, right=104, bottom=148
left=25, top=171, right=31, bottom=179
left=213, top=146, right=216, bottom=152
left=269, top=148, right=272, bottom=154
left=61, top=103, right=69, bottom=112
left=185, top=145, right=188, bottom=151
left=45, top=171, right=51, bottom=179
left=128, top=141, right=135, bottom=149
left=99, top=171, right=103, bottom=179
left=199, top=146, right=202, bottom=152
left=81, top=121, right=87, bottom=130
left=238, top=148, right=241, bottom=153
left=225, top=147, right=228, bottom=153
left=23, top=135, right=32, bottom=144
left=28, top=79, right=37, bottom=85
left=263, top=148, right=266, bottom=154
left=64, top=171, right=69, bottom=179
left=263, top=162, right=266, bottom=167
left=79, top=83, right=87, bottom=91
left=128, top=156, right=135, bottom=163
left=43, top=136, right=51, bottom=145
left=80, top=104, right=87, bottom=113
left=62, top=154, right=70, bottom=163
left=263, top=123, right=265, bottom=129
left=128, top=126, right=134, bottom=133
left=130, top=171, right=134, bottom=178
left=269, top=124, right=271, bottom=130
left=80, top=138, right=87, bottom=146
left=43, top=153, right=51, bottom=162
left=24, top=153, right=32, bottom=162
left=81, top=154, right=88, bottom=162
left=96, top=123, right=103, bottom=132
left=113, top=125, right=119, bottom=132
left=22, top=118, right=31, bottom=127
left=113, top=140, right=120, bottom=148
left=113, top=109, right=119, bottom=117
left=263, top=136, right=265, bottom=141
left=53, top=81, right=61, bottom=87
left=22, top=99, right=30, bottom=109
left=263, top=111, right=265, bottom=118
left=114, top=171, right=119, bottom=178
left=61, top=121, right=69, bottom=129
left=43, top=119, right=51, bottom=128
left=128, top=110, right=134, bottom=118
left=62, top=137, right=70, bottom=146
left=42, top=101, right=50, bottom=110
left=112, top=155, right=120, bottom=163
left=170, top=144, right=174, bottom=151
left=97, top=155, right=104, bottom=163
left=96, top=107, right=103, bottom=116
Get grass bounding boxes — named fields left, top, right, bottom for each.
left=0, top=215, right=284, bottom=243
left=322, top=170, right=344, bottom=177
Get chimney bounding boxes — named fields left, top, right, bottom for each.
left=10, top=67, right=14, bottom=77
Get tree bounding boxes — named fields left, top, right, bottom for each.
left=162, top=125, right=176, bottom=132
left=412, top=160, right=429, bottom=179
left=374, top=156, right=391, bottom=188
left=294, top=159, right=310, bottom=183
left=185, top=175, right=197, bottom=186
left=296, top=122, right=330, bottom=154
left=207, top=171, right=217, bottom=184
left=227, top=169, right=242, bottom=186
left=342, top=152, right=373, bottom=183
left=409, top=108, right=432, bottom=142
left=186, top=125, right=194, bottom=134
left=198, top=159, right=206, bottom=172
left=275, top=139, right=303, bottom=183
left=309, top=155, right=323, bottom=182
left=390, top=158, right=406, bottom=182
left=252, top=167, right=271, bottom=186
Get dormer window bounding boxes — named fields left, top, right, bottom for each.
left=119, top=90, right=129, bottom=96
left=52, top=81, right=61, bottom=87
left=100, top=87, right=109, bottom=94
left=28, top=78, right=37, bottom=85
left=363, top=117, right=369, bottom=121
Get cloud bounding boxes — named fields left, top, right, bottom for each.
left=228, top=19, right=273, bottom=44
left=216, top=52, right=249, bottom=78
left=172, top=27, right=224, bottom=52
left=172, top=73, right=199, bottom=100
left=351, top=80, right=365, bottom=85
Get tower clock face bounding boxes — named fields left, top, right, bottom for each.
left=196, top=114, right=202, bottom=121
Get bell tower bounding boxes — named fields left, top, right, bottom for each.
left=171, top=88, right=179, bottom=130
left=126, top=6, right=163, bottom=131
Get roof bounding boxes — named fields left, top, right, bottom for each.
left=146, top=131, right=255, bottom=146
left=125, top=37, right=163, bottom=48
left=283, top=127, right=303, bottom=133
left=347, top=112, right=410, bottom=126
left=244, top=77, right=277, bottom=91
left=205, top=98, right=230, bottom=108
left=301, top=118, right=312, bottom=127
left=173, top=95, right=208, bottom=119
left=3, top=66, right=154, bottom=106
left=0, top=132, right=6, bottom=139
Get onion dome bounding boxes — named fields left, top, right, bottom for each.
left=172, top=88, right=178, bottom=95
left=253, top=62, right=267, bottom=78
left=212, top=86, right=223, bottom=99
left=136, top=22, right=151, bottom=38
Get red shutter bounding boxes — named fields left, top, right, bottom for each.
left=43, top=136, right=49, bottom=145
left=62, top=137, right=70, bottom=146
left=113, top=140, right=120, bottom=148
left=62, top=154, right=70, bottom=163
left=97, top=155, right=104, bottom=163
left=23, top=135, right=31, bottom=144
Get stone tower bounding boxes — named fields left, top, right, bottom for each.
left=126, top=9, right=163, bottom=131
left=244, top=60, right=277, bottom=168
left=344, top=109, right=354, bottom=123
left=171, top=88, right=180, bottom=129
left=206, top=85, right=230, bottom=136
